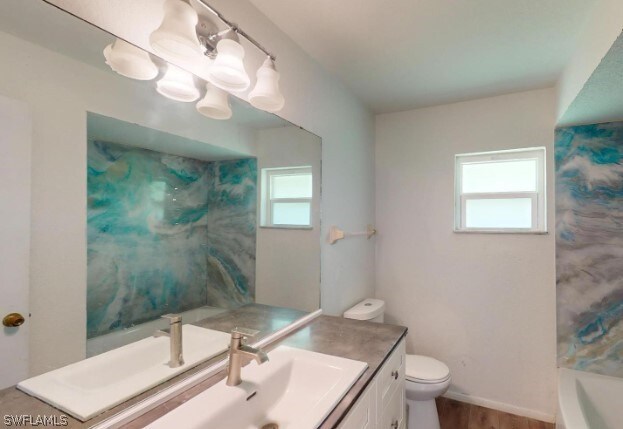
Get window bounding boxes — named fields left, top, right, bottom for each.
left=454, top=147, right=546, bottom=233
left=261, top=166, right=313, bottom=227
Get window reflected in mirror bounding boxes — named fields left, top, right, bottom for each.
left=261, top=166, right=313, bottom=227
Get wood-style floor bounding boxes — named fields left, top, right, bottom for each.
left=436, top=398, right=555, bottom=429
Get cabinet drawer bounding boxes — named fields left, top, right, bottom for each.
left=378, top=339, right=405, bottom=411
left=379, top=381, right=404, bottom=429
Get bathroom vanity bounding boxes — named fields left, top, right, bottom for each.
left=1, top=310, right=406, bottom=428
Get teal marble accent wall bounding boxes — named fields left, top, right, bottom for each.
left=556, top=122, right=623, bottom=377
left=206, top=159, right=257, bottom=308
left=87, top=141, right=256, bottom=338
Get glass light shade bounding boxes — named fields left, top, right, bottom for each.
left=156, top=64, right=200, bottom=102
left=149, top=0, right=203, bottom=62
left=103, top=39, right=158, bottom=80
left=207, top=39, right=250, bottom=92
left=249, top=57, right=285, bottom=112
left=196, top=83, right=232, bottom=120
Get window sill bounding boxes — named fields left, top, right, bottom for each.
left=260, top=225, right=314, bottom=231
left=454, top=229, right=548, bottom=235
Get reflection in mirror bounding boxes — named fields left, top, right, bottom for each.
left=0, top=0, right=321, bottom=423
left=85, top=113, right=254, bottom=354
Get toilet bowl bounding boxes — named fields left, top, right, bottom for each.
left=405, top=355, right=451, bottom=429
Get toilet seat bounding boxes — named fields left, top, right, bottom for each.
left=405, top=354, right=450, bottom=384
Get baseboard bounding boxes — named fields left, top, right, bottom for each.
left=443, top=390, right=556, bottom=423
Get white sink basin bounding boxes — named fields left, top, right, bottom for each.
left=17, top=325, right=230, bottom=421
left=147, top=345, right=368, bottom=429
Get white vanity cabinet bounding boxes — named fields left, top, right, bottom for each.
left=339, top=339, right=406, bottom=429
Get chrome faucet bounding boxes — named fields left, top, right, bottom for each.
left=154, top=314, right=184, bottom=368
left=226, top=327, right=269, bottom=386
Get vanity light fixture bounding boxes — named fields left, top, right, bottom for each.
left=248, top=57, right=285, bottom=112
left=196, top=83, right=232, bottom=120
left=109, top=0, right=286, bottom=118
left=156, top=64, right=200, bottom=102
left=103, top=38, right=159, bottom=81
left=150, top=0, right=204, bottom=62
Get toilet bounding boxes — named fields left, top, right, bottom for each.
left=343, top=298, right=386, bottom=323
left=344, top=299, right=451, bottom=429
left=405, top=355, right=451, bottom=429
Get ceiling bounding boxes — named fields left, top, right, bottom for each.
left=250, top=0, right=596, bottom=113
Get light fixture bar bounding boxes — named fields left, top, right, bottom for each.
left=194, top=0, right=276, bottom=61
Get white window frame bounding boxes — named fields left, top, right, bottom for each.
left=454, top=147, right=547, bottom=234
left=261, top=166, right=313, bottom=228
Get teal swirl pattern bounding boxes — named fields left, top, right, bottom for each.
left=87, top=141, right=256, bottom=338
left=556, top=122, right=623, bottom=376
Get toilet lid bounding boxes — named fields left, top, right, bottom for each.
left=405, top=355, right=450, bottom=383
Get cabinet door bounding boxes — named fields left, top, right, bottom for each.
left=338, top=378, right=376, bottom=429
left=377, top=339, right=406, bottom=414
left=379, top=383, right=405, bottom=429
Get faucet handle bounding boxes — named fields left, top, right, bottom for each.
left=231, top=327, right=260, bottom=339
left=161, top=314, right=182, bottom=324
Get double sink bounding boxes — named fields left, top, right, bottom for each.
left=18, top=324, right=367, bottom=428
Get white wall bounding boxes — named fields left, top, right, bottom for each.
left=255, top=126, right=321, bottom=312
left=375, top=88, right=557, bottom=421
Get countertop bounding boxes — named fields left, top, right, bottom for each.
left=0, top=304, right=307, bottom=428
left=125, top=315, right=407, bottom=428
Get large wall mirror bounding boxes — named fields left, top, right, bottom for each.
left=0, top=0, right=321, bottom=423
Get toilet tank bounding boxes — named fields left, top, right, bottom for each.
left=343, top=299, right=385, bottom=323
